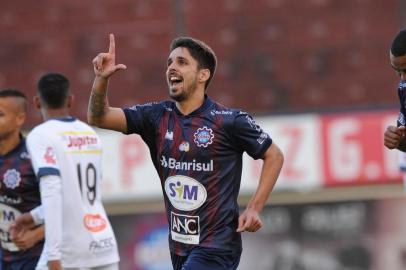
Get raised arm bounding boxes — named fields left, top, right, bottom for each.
left=88, top=33, right=128, bottom=132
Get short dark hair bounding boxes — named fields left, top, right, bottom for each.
left=37, top=73, right=70, bottom=109
left=391, top=29, right=406, bottom=57
left=170, top=37, right=217, bottom=89
left=0, top=88, right=27, bottom=112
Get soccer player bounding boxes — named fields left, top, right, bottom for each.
left=0, top=89, right=44, bottom=269
left=26, top=73, right=120, bottom=270
left=88, top=34, right=284, bottom=270
left=385, top=29, right=406, bottom=151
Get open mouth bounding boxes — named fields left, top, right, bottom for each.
left=169, top=75, right=183, bottom=87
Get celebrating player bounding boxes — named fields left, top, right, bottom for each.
left=385, top=29, right=406, bottom=151
left=88, top=34, right=284, bottom=270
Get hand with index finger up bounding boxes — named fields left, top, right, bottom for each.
left=92, top=34, right=127, bottom=79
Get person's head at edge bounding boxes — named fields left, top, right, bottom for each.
left=0, top=88, right=27, bottom=154
left=390, top=29, right=406, bottom=80
left=167, top=37, right=217, bottom=103
left=35, top=72, right=73, bottom=120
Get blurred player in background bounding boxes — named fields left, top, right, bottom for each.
left=88, top=34, right=284, bottom=270
left=0, top=89, right=44, bottom=269
left=16, top=73, right=120, bottom=270
left=384, top=29, right=406, bottom=151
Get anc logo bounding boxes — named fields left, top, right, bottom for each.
left=164, top=175, right=207, bottom=211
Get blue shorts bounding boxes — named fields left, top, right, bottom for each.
left=2, top=256, right=39, bottom=270
left=171, top=246, right=241, bottom=270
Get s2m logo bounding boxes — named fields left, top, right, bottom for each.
left=164, top=175, right=207, bottom=211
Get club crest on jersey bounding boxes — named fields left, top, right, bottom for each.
left=43, top=147, right=56, bottom=164
left=193, top=126, right=214, bottom=148
left=3, top=169, right=21, bottom=189
left=179, top=141, right=189, bottom=152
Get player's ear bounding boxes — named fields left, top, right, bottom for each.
left=67, top=94, right=74, bottom=109
left=16, top=111, right=26, bottom=127
left=33, top=96, right=41, bottom=110
left=198, top=69, right=210, bottom=84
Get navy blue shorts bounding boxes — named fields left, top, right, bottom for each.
left=2, top=256, right=40, bottom=270
left=171, top=246, right=241, bottom=270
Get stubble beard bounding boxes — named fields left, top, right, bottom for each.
left=169, top=77, right=198, bottom=102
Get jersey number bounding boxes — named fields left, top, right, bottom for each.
left=77, top=163, right=97, bottom=205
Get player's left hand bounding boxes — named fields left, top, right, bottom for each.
left=237, top=208, right=263, bottom=232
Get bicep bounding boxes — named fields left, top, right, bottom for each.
left=262, top=143, right=284, bottom=165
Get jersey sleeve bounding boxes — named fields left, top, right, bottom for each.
left=26, top=129, right=61, bottom=179
left=229, top=111, right=272, bottom=160
left=122, top=102, right=161, bottom=140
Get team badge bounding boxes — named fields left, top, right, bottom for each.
left=3, top=169, right=21, bottom=189
left=193, top=126, right=214, bottom=148
left=179, top=141, right=189, bottom=152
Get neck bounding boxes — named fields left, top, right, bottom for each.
left=175, top=90, right=205, bottom=115
left=0, top=132, right=20, bottom=156
left=41, top=108, right=71, bottom=121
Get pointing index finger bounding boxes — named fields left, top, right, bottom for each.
left=109, top=33, right=115, bottom=54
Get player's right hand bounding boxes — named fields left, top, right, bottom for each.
left=92, top=33, right=127, bottom=79
left=384, top=125, right=406, bottom=149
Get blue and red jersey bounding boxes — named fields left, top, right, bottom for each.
left=0, top=136, right=43, bottom=263
left=123, top=96, right=272, bottom=256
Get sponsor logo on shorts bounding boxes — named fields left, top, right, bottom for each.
left=83, top=214, right=107, bottom=232
left=170, top=212, right=200, bottom=245
left=165, top=175, right=207, bottom=211
left=193, top=126, right=214, bottom=148
left=3, top=169, right=21, bottom=189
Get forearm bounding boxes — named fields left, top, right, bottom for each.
left=247, top=144, right=284, bottom=212
left=40, top=175, right=63, bottom=261
left=31, top=225, right=45, bottom=244
left=88, top=76, right=110, bottom=126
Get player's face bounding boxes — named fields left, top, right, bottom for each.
left=0, top=97, right=24, bottom=141
left=390, top=52, right=406, bottom=80
left=166, top=47, right=200, bottom=102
